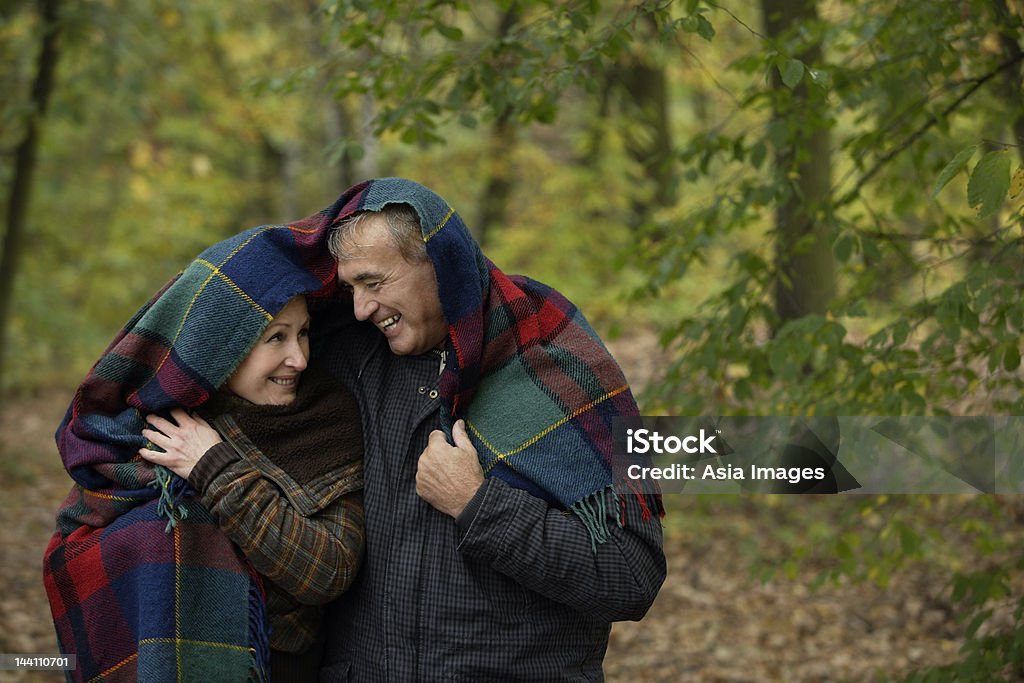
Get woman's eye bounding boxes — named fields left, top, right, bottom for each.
left=267, top=332, right=283, bottom=342
left=299, top=328, right=310, bottom=338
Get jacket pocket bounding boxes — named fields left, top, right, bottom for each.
left=469, top=556, right=537, bottom=624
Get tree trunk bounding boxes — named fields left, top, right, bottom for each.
left=762, top=0, right=836, bottom=325
left=993, top=0, right=1024, bottom=167
left=0, top=0, right=62, bottom=406
left=474, top=3, right=521, bottom=248
left=582, top=73, right=613, bottom=167
left=618, top=12, right=674, bottom=231
left=475, top=113, right=516, bottom=249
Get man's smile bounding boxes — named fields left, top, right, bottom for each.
left=379, top=314, right=401, bottom=331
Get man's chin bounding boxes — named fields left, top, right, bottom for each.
left=388, top=338, right=437, bottom=357
left=386, top=338, right=413, bottom=355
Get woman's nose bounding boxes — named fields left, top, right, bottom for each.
left=286, top=344, right=308, bottom=370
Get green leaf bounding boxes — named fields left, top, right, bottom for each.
left=435, top=23, right=464, bottom=41
left=750, top=140, right=767, bottom=169
left=807, top=68, right=831, bottom=89
left=695, top=15, right=715, bottom=41
left=733, top=378, right=752, bottom=402
left=964, top=608, right=993, bottom=639
left=899, top=524, right=920, bottom=555
left=1010, top=166, right=1024, bottom=199
left=833, top=234, right=855, bottom=263
left=967, top=150, right=1011, bottom=220
left=1004, top=344, right=1021, bottom=372
left=769, top=342, right=792, bottom=377
left=952, top=575, right=967, bottom=602
left=567, top=10, right=589, bottom=32
left=892, top=320, right=910, bottom=346
left=930, top=145, right=978, bottom=199
left=781, top=58, right=804, bottom=88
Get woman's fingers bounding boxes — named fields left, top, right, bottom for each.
left=144, top=413, right=175, bottom=435
left=137, top=446, right=165, bottom=463
left=141, top=426, right=168, bottom=447
left=137, top=410, right=217, bottom=480
left=168, top=407, right=197, bottom=428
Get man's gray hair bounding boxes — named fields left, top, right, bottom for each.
left=328, top=203, right=427, bottom=264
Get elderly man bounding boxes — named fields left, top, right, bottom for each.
left=312, top=178, right=665, bottom=682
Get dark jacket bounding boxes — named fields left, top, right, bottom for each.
left=316, top=318, right=665, bottom=682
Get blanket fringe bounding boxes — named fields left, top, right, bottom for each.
left=149, top=465, right=190, bottom=532
left=624, top=478, right=655, bottom=521
left=570, top=487, right=614, bottom=552
left=571, top=484, right=662, bottom=552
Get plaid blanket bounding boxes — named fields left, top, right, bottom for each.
left=43, top=223, right=337, bottom=681
left=327, top=178, right=659, bottom=544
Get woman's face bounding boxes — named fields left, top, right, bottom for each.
left=226, top=297, right=310, bottom=405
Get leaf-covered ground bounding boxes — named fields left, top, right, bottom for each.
left=606, top=507, right=965, bottom=682
left=0, top=340, right=1015, bottom=681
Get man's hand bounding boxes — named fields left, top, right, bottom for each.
left=138, top=408, right=222, bottom=480
left=416, top=419, right=484, bottom=518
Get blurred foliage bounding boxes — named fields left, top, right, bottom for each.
left=633, top=0, right=1024, bottom=419
left=2, top=0, right=351, bottom=387
left=2, top=0, right=1023, bottom=679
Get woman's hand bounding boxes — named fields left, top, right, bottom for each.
left=138, top=408, right=222, bottom=480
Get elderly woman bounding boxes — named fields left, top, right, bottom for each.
left=43, top=223, right=363, bottom=682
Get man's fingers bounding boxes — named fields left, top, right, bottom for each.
left=452, top=419, right=476, bottom=454
left=427, top=429, right=450, bottom=447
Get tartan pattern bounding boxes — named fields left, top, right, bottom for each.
left=43, top=495, right=264, bottom=682
left=331, top=178, right=660, bottom=536
left=43, top=223, right=338, bottom=681
left=196, top=415, right=364, bottom=653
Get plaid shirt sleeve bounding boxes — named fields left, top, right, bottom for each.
left=191, top=441, right=364, bottom=605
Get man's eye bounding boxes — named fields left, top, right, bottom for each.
left=366, top=281, right=381, bottom=290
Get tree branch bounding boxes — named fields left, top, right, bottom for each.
left=836, top=53, right=1024, bottom=209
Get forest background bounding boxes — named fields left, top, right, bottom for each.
left=1, top=0, right=1023, bottom=680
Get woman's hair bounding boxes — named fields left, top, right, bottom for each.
left=328, top=203, right=427, bottom=264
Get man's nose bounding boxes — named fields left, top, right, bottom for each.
left=352, top=289, right=377, bottom=321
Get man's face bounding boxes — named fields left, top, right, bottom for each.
left=335, top=216, right=448, bottom=356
